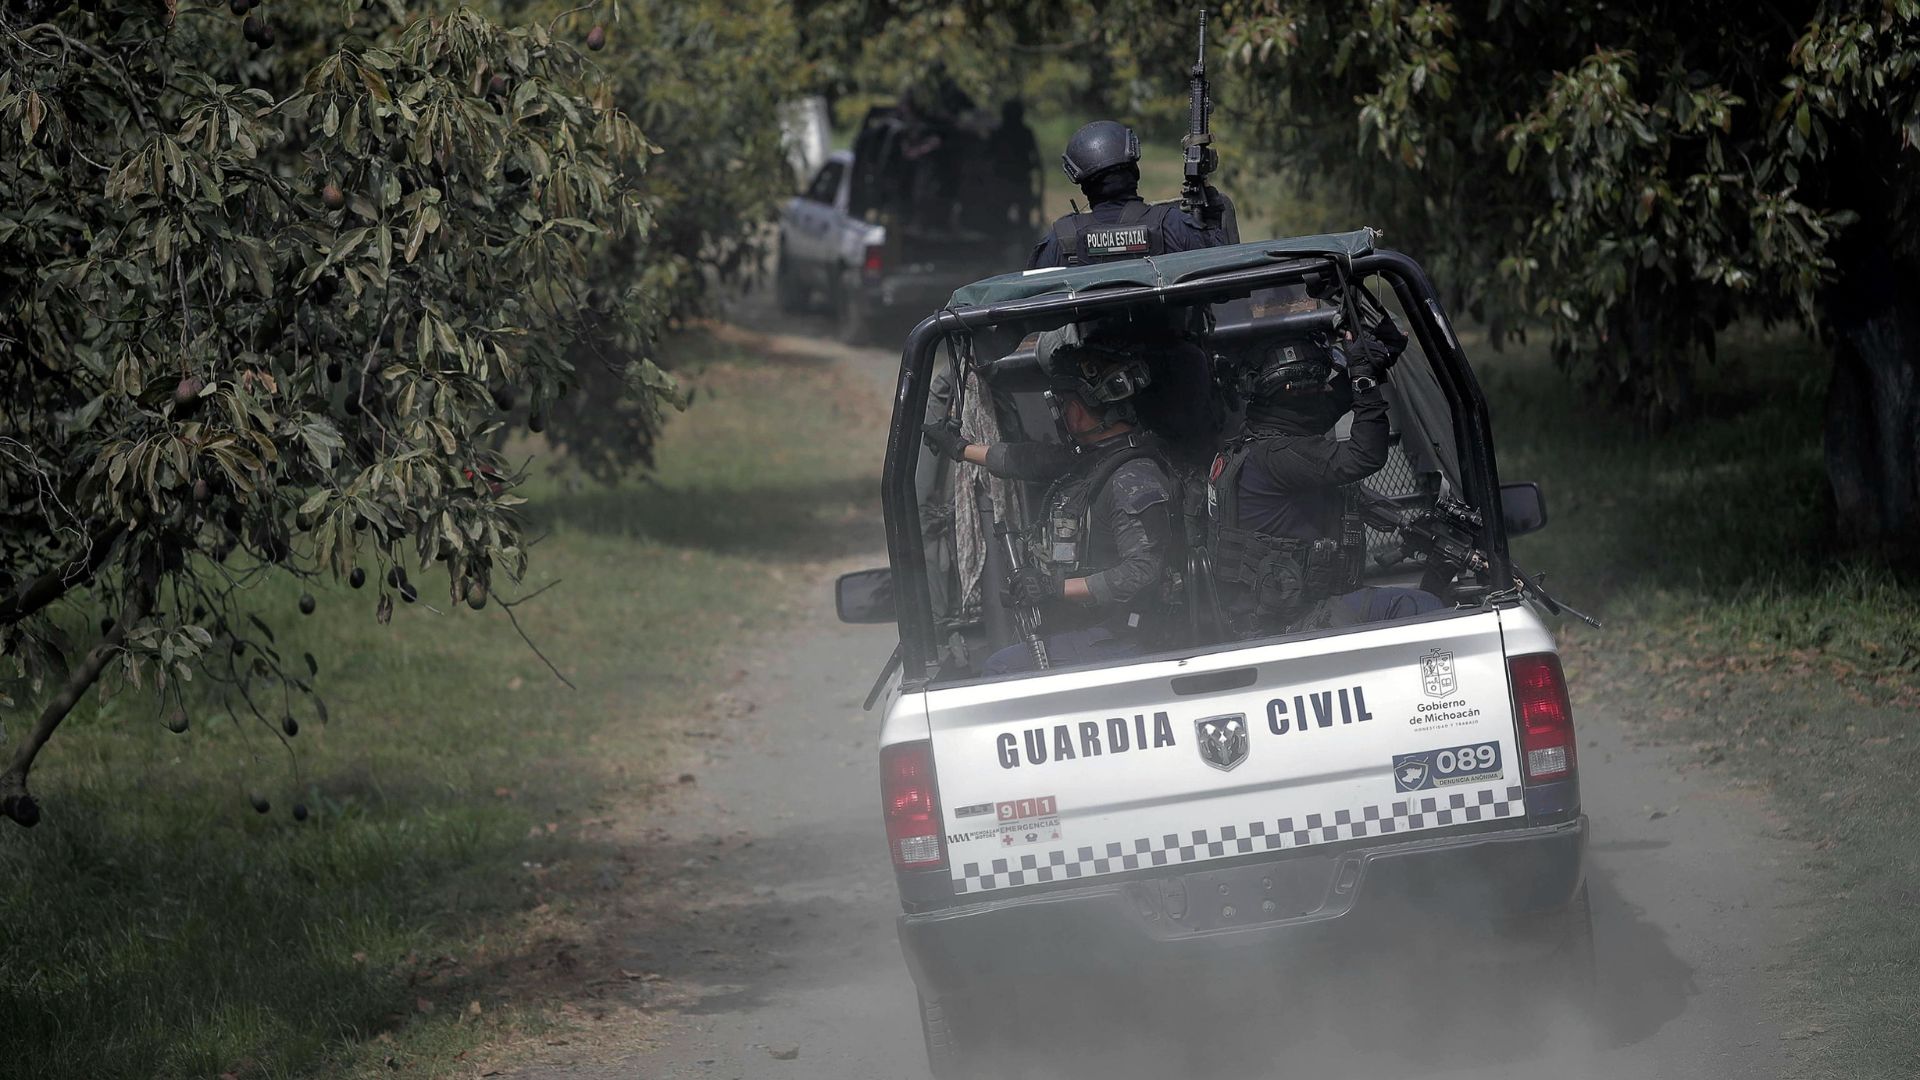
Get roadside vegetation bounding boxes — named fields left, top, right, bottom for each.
left=0, top=0, right=808, bottom=826
left=0, top=330, right=883, bottom=1080
left=1489, top=329, right=1920, bottom=1077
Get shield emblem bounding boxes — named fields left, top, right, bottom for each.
left=1195, top=713, right=1249, bottom=772
left=1420, top=649, right=1456, bottom=698
left=1394, top=756, right=1431, bottom=792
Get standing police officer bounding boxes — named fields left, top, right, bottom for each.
left=1028, top=120, right=1236, bottom=270
left=922, top=343, right=1177, bottom=675
left=1208, top=315, right=1443, bottom=638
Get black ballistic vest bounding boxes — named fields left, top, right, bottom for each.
left=1050, top=201, right=1175, bottom=266
left=1207, top=437, right=1366, bottom=637
left=1030, top=441, right=1178, bottom=637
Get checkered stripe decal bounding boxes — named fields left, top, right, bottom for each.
left=953, top=785, right=1525, bottom=894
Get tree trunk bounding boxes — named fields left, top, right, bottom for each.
left=1822, top=247, right=1920, bottom=563
left=0, top=581, right=151, bottom=827
left=1605, top=283, right=1695, bottom=433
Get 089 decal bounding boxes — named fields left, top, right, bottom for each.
left=1392, top=741, right=1503, bottom=792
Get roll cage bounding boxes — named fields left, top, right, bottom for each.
left=880, top=246, right=1511, bottom=685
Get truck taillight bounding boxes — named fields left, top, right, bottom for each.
left=1510, top=653, right=1576, bottom=782
left=881, top=740, right=945, bottom=870
left=862, top=243, right=885, bottom=276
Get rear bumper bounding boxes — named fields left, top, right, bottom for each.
left=897, top=816, right=1585, bottom=999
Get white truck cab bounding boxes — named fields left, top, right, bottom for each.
left=839, top=232, right=1590, bottom=1078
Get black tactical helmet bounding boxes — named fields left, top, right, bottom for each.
left=1061, top=120, right=1141, bottom=185
left=1049, top=349, right=1152, bottom=409
left=1246, top=337, right=1342, bottom=401
left=1036, top=327, right=1153, bottom=436
left=1245, top=337, right=1354, bottom=434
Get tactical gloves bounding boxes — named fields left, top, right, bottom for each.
left=1200, top=184, right=1235, bottom=231
left=920, top=418, right=969, bottom=462
left=1005, top=566, right=1064, bottom=608
left=1358, top=315, right=1408, bottom=372
left=1349, top=316, right=1408, bottom=391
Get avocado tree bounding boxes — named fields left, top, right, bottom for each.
left=512, top=0, right=805, bottom=480
left=0, top=1, right=674, bottom=825
left=1211, top=0, right=1919, bottom=553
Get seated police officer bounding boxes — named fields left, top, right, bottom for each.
left=922, top=343, right=1176, bottom=675
left=1209, top=315, right=1444, bottom=638
left=1028, top=120, right=1236, bottom=270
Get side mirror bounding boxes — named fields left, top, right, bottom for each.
left=835, top=567, right=896, bottom=624
left=1500, top=482, right=1548, bottom=537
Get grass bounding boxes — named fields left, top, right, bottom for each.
left=1480, top=328, right=1920, bottom=1077
left=0, top=329, right=884, bottom=1080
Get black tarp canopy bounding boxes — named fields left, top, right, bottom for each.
left=946, top=229, right=1378, bottom=308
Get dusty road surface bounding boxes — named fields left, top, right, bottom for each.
left=510, top=327, right=1804, bottom=1080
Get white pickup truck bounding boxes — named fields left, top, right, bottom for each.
left=837, top=231, right=1590, bottom=1078
left=776, top=104, right=1042, bottom=345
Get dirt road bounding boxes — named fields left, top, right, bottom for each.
left=509, top=329, right=1805, bottom=1080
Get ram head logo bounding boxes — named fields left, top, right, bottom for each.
left=1195, top=713, right=1250, bottom=772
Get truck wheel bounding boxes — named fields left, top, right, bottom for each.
left=919, top=994, right=988, bottom=1080
left=835, top=278, right=873, bottom=347
left=775, top=250, right=808, bottom=314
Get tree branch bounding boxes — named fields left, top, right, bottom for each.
left=495, top=582, right=575, bottom=690
left=1, top=579, right=151, bottom=827
left=0, top=524, right=125, bottom=627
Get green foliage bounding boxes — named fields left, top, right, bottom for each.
left=511, top=0, right=805, bottom=481
left=1215, top=1, right=1919, bottom=420
left=0, top=2, right=716, bottom=815
left=796, top=0, right=1080, bottom=113
left=565, top=0, right=798, bottom=293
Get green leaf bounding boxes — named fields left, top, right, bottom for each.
left=234, top=237, right=273, bottom=298
left=359, top=64, right=393, bottom=105
left=323, top=228, right=371, bottom=269
left=300, top=418, right=345, bottom=470
left=21, top=91, right=45, bottom=141
left=61, top=393, right=107, bottom=435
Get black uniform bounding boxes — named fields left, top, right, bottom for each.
left=1027, top=191, right=1230, bottom=270
left=1209, top=380, right=1390, bottom=637
left=982, top=436, right=1176, bottom=674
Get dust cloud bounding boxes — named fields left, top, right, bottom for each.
left=931, top=882, right=1677, bottom=1080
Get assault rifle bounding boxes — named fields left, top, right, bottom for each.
left=1358, top=493, right=1488, bottom=578
left=995, top=521, right=1052, bottom=670
left=1179, top=8, right=1218, bottom=220
left=1359, top=491, right=1603, bottom=628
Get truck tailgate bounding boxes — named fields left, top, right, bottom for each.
left=925, top=611, right=1523, bottom=895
